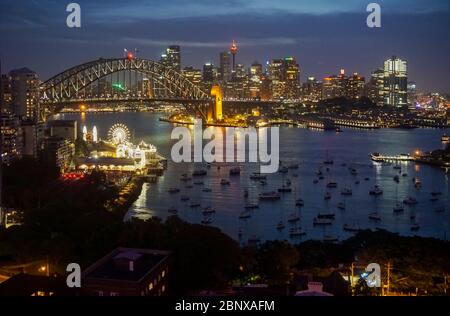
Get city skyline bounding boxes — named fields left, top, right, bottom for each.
left=0, top=0, right=449, bottom=93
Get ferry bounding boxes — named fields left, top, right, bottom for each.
left=337, top=202, right=346, bottom=210
left=229, top=167, right=241, bottom=175
left=289, top=228, right=306, bottom=237
left=202, top=187, right=212, bottom=192
left=442, top=134, right=449, bottom=142
left=371, top=152, right=414, bottom=162
left=403, top=196, right=418, bottom=205
left=326, top=181, right=338, bottom=188
left=168, top=187, right=180, bottom=193
left=287, top=213, right=300, bottom=223
left=324, top=192, right=332, bottom=200
left=340, top=188, right=352, bottom=195
left=295, top=198, right=304, bottom=206
left=278, top=185, right=292, bottom=193
left=313, top=217, right=333, bottom=225
left=180, top=195, right=190, bottom=201
left=368, top=212, right=381, bottom=221
left=343, top=223, right=361, bottom=232
left=244, top=203, right=259, bottom=209
left=239, top=212, right=251, bottom=219
left=250, top=172, right=267, bottom=180
left=192, top=169, right=207, bottom=176
left=276, top=221, right=285, bottom=230
left=259, top=191, right=281, bottom=200
left=220, top=179, right=231, bottom=185
left=393, top=203, right=405, bottom=213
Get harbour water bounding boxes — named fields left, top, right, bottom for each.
left=59, top=111, right=450, bottom=243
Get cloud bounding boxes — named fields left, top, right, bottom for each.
left=122, top=37, right=297, bottom=48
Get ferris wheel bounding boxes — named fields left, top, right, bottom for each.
left=108, top=123, right=131, bottom=145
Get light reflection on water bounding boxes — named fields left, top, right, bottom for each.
left=60, top=111, right=450, bottom=243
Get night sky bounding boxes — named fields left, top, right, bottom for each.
left=0, top=0, right=449, bottom=93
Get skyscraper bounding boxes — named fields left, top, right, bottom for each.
left=268, top=59, right=285, bottom=100
left=230, top=40, right=238, bottom=71
left=383, top=56, right=407, bottom=107
left=284, top=57, right=300, bottom=100
left=367, top=69, right=385, bottom=106
left=345, top=73, right=365, bottom=99
left=219, top=52, right=231, bottom=82
left=8, top=68, right=40, bottom=122
left=182, top=67, right=203, bottom=86
left=160, top=45, right=181, bottom=72
left=202, top=63, right=216, bottom=90
left=249, top=62, right=263, bottom=99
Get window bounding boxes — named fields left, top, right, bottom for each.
left=162, top=270, right=166, bottom=278
left=148, top=282, right=153, bottom=290
left=162, top=285, right=166, bottom=293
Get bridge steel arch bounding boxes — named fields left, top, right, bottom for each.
left=40, top=58, right=210, bottom=103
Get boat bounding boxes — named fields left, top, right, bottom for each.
left=340, top=188, right=352, bottom=195
left=190, top=202, right=201, bottom=208
left=180, top=195, right=190, bottom=201
left=193, top=181, right=204, bottom=185
left=286, top=179, right=292, bottom=186
left=414, top=178, right=422, bottom=189
left=403, top=196, right=418, bottom=205
left=313, top=179, right=319, bottom=184
left=192, top=169, right=207, bottom=176
left=435, top=206, right=445, bottom=213
left=315, top=169, right=323, bottom=176
left=317, top=212, right=335, bottom=219
left=259, top=191, right=281, bottom=200
left=393, top=203, right=405, bottom=213
left=229, top=167, right=241, bottom=175
left=410, top=213, right=416, bottom=220
left=239, top=211, right=251, bottom=219
left=442, top=134, right=449, bottom=142
left=250, top=173, right=267, bottom=180
left=355, top=180, right=360, bottom=185
left=287, top=213, right=300, bottom=223
left=324, top=192, right=332, bottom=200
left=180, top=174, right=192, bottom=181
left=289, top=228, right=306, bottom=237
left=276, top=221, right=285, bottom=230
left=313, top=217, right=333, bottom=225
left=326, top=181, right=338, bottom=188
left=364, top=177, right=370, bottom=181
left=429, top=196, right=439, bottom=202
left=220, top=179, right=231, bottom=185
left=431, top=190, right=442, bottom=196
left=323, top=151, right=334, bottom=165
left=244, top=203, right=259, bottom=209
left=295, top=199, right=304, bottom=206
left=168, top=187, right=180, bottom=193
left=202, top=207, right=216, bottom=215
left=279, top=166, right=288, bottom=174
left=368, top=212, right=381, bottom=221
left=393, top=175, right=400, bottom=183
left=323, top=235, right=338, bottom=242
left=168, top=207, right=178, bottom=214
left=278, top=185, right=292, bottom=193
left=410, top=223, right=420, bottom=231
left=393, top=165, right=401, bottom=170
left=201, top=217, right=212, bottom=225
left=288, top=163, right=299, bottom=170
left=202, top=187, right=212, bottom=192
left=343, top=223, right=361, bottom=232
left=402, top=173, right=408, bottom=177
left=350, top=168, right=358, bottom=176
left=337, top=202, right=346, bottom=210
left=369, top=186, right=383, bottom=196
left=260, top=180, right=267, bottom=186
left=319, top=175, right=325, bottom=180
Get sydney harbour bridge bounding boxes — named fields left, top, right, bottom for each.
left=40, top=56, right=278, bottom=122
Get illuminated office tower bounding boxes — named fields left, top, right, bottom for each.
left=367, top=69, right=385, bottom=106
left=284, top=57, right=300, bottom=100
left=322, top=69, right=347, bottom=100
left=219, top=52, right=232, bottom=82
left=268, top=59, right=285, bottom=100
left=407, top=81, right=417, bottom=110
left=301, top=77, right=322, bottom=102
left=249, top=62, right=263, bottom=99
left=345, top=73, right=365, bottom=99
left=160, top=45, right=181, bottom=72
left=182, top=67, right=203, bottom=86
left=8, top=68, right=40, bottom=122
left=202, top=63, right=217, bottom=91
left=383, top=56, right=407, bottom=107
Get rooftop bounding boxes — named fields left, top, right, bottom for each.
left=82, top=248, right=171, bottom=282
